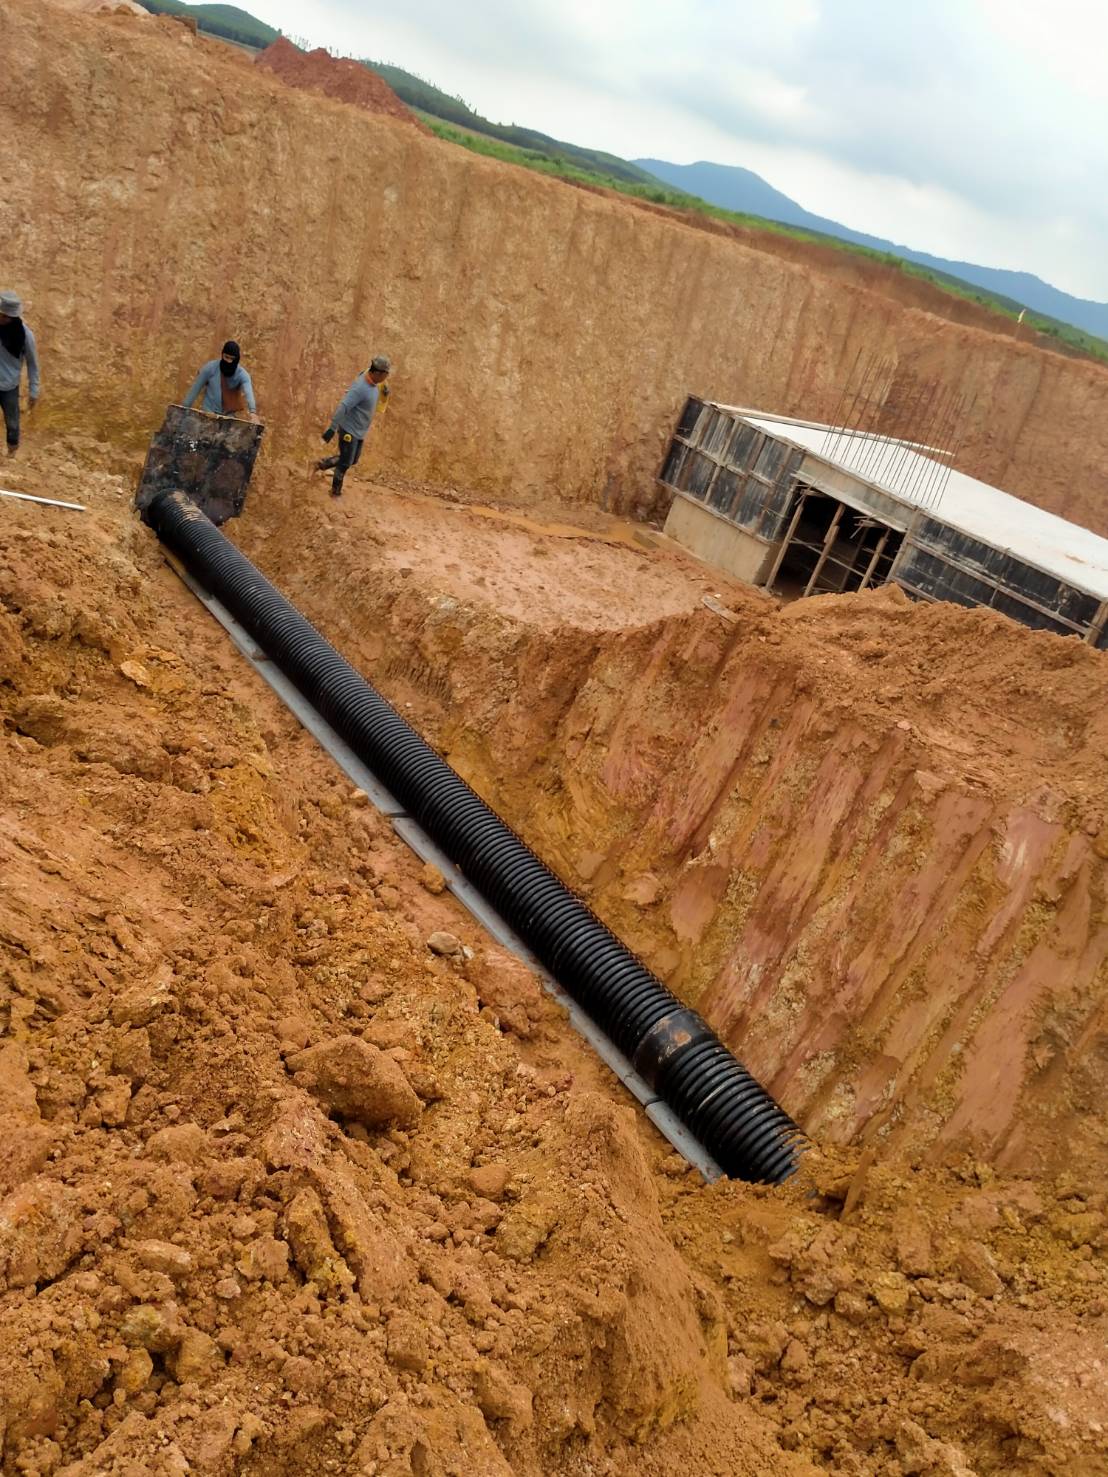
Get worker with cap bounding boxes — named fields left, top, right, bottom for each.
left=0, top=290, right=41, bottom=457
left=181, top=341, right=256, bottom=417
left=317, top=355, right=391, bottom=498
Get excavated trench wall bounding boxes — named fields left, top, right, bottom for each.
left=250, top=524, right=1108, bottom=1178
left=8, top=0, right=1108, bottom=533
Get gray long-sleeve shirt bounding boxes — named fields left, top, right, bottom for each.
left=0, top=324, right=40, bottom=399
left=181, top=360, right=256, bottom=415
left=329, top=375, right=380, bottom=440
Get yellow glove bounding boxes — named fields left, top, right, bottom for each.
left=378, top=382, right=390, bottom=417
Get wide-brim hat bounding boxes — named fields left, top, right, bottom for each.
left=0, top=291, right=22, bottom=318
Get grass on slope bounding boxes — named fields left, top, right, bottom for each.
left=424, top=119, right=1108, bottom=365
left=369, top=60, right=661, bottom=188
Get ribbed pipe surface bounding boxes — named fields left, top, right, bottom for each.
left=146, top=490, right=806, bottom=1182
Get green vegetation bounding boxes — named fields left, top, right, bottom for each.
left=135, top=0, right=277, bottom=50
left=369, top=61, right=661, bottom=187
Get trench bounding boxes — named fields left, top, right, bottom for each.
left=145, top=489, right=806, bottom=1184
left=241, top=487, right=1108, bottom=1177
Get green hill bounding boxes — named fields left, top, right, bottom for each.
left=135, top=0, right=278, bottom=49
left=366, top=61, right=662, bottom=188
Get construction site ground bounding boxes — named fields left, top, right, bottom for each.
left=2, top=437, right=1107, bottom=1477
left=5, top=0, right=1108, bottom=1469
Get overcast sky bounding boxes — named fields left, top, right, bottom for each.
left=245, top=0, right=1108, bottom=301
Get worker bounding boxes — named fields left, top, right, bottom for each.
left=181, top=341, right=256, bottom=417
left=316, top=355, right=391, bottom=497
left=0, top=290, right=40, bottom=458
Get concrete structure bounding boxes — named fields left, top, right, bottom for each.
left=660, top=399, right=1108, bottom=647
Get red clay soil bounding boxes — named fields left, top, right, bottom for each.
left=244, top=463, right=1108, bottom=1183
left=1, top=443, right=1107, bottom=1476
left=255, top=38, right=431, bottom=134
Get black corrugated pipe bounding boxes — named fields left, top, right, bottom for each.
left=145, top=490, right=806, bottom=1183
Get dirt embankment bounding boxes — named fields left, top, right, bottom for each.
left=255, top=43, right=1073, bottom=358
left=0, top=448, right=801, bottom=1477
left=8, top=0, right=1108, bottom=535
left=255, top=39, right=431, bottom=134
left=246, top=475, right=1108, bottom=1179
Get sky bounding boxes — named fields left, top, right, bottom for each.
left=244, top=0, right=1108, bottom=301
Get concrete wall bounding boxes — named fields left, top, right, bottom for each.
left=663, top=497, right=777, bottom=585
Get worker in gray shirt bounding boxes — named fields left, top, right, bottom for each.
left=0, top=290, right=40, bottom=457
left=316, top=355, right=391, bottom=497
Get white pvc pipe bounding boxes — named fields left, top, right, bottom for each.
left=0, top=487, right=87, bottom=512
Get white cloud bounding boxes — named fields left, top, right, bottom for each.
left=246, top=0, right=1108, bottom=300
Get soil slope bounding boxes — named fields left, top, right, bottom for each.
left=255, top=39, right=431, bottom=134
left=6, top=0, right=1108, bottom=535
left=3, top=2, right=1108, bottom=1472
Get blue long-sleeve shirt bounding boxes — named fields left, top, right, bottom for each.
left=329, top=376, right=380, bottom=439
left=181, top=360, right=256, bottom=414
left=0, top=325, right=40, bottom=399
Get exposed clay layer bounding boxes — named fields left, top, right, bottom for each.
left=0, top=448, right=801, bottom=1477
left=255, top=38, right=432, bottom=134
left=4, top=1, right=1108, bottom=1468
left=7, top=0, right=1108, bottom=533
left=247, top=477, right=1108, bottom=1176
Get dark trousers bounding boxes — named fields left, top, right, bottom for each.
left=0, top=387, right=19, bottom=449
left=319, top=429, right=363, bottom=493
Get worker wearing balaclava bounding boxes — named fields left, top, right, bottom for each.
left=181, top=339, right=257, bottom=417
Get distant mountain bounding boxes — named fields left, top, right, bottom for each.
left=637, top=159, right=1108, bottom=341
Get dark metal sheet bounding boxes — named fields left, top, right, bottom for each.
left=676, top=396, right=704, bottom=439
left=726, top=422, right=762, bottom=473
left=681, top=450, right=716, bottom=499
left=660, top=442, right=688, bottom=487
left=135, top=404, right=265, bottom=526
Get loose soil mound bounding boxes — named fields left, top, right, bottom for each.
left=256, top=38, right=431, bottom=134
